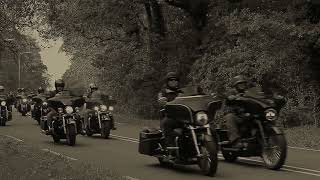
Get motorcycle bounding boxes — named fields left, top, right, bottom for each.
left=84, top=97, right=117, bottom=139
left=139, top=86, right=222, bottom=176
left=46, top=90, right=85, bottom=146
left=217, top=87, right=287, bottom=170
left=17, top=95, right=31, bottom=116
left=32, top=95, right=49, bottom=125
left=0, top=95, right=10, bottom=126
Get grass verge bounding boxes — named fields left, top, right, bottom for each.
left=0, top=136, right=126, bottom=180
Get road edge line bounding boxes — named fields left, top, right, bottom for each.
left=41, top=148, right=78, bottom=161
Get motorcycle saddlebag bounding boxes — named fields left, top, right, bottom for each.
left=139, top=128, right=162, bottom=156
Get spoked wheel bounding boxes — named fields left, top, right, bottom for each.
left=222, top=151, right=238, bottom=162
left=261, top=135, right=287, bottom=170
left=198, top=141, right=218, bottom=177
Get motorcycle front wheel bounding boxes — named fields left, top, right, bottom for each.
left=198, top=141, right=218, bottom=177
left=66, top=124, right=76, bottom=146
left=101, top=121, right=111, bottom=139
left=261, top=134, right=287, bottom=170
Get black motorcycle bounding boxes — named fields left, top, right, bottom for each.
left=17, top=95, right=31, bottom=116
left=32, top=95, right=49, bottom=125
left=139, top=86, right=222, bottom=176
left=0, top=95, right=9, bottom=126
left=84, top=97, right=116, bottom=139
left=46, top=90, right=84, bottom=146
left=217, top=87, right=287, bottom=170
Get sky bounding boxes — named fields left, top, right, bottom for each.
left=26, top=29, right=71, bottom=88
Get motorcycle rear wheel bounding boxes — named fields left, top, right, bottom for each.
left=222, top=151, right=238, bottom=162
left=261, top=134, right=287, bottom=170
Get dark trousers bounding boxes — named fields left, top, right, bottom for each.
left=160, top=116, right=183, bottom=146
left=224, top=113, right=243, bottom=143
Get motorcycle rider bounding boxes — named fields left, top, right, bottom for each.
left=158, top=72, right=183, bottom=147
left=0, top=86, right=13, bottom=120
left=224, top=75, right=251, bottom=148
left=82, top=83, right=116, bottom=131
left=37, top=87, right=45, bottom=95
left=44, top=79, right=66, bottom=134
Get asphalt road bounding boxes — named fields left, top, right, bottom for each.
left=1, top=112, right=320, bottom=180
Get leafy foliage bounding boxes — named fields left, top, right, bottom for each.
left=36, top=0, right=320, bottom=124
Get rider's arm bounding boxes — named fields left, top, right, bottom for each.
left=158, top=90, right=168, bottom=107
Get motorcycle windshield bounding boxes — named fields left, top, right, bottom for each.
left=32, top=95, right=47, bottom=103
left=165, top=95, right=222, bottom=124
left=48, top=91, right=85, bottom=109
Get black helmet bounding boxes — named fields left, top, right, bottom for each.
left=38, top=87, right=44, bottom=93
left=232, top=75, right=248, bottom=87
left=54, top=79, right=65, bottom=88
left=0, top=85, right=4, bottom=91
left=89, top=83, right=98, bottom=90
left=166, top=72, right=179, bottom=81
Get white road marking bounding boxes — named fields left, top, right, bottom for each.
left=110, top=134, right=139, bottom=143
left=113, top=134, right=320, bottom=177
left=41, top=148, right=78, bottom=161
left=122, top=176, right=140, bottom=180
left=3, top=135, right=24, bottom=142
left=288, top=146, right=320, bottom=152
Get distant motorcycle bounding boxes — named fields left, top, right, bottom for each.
left=32, top=95, right=49, bottom=125
left=0, top=95, right=10, bottom=126
left=46, top=90, right=84, bottom=146
left=217, top=87, right=287, bottom=170
left=17, top=95, right=31, bottom=116
left=84, top=97, right=117, bottom=139
left=139, top=86, right=222, bottom=176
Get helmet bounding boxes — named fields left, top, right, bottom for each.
left=89, top=83, right=98, bottom=90
left=54, top=79, right=65, bottom=88
left=166, top=72, right=179, bottom=81
left=232, top=75, right=248, bottom=87
left=20, top=88, right=25, bottom=92
left=0, top=85, right=4, bottom=91
left=38, top=87, right=44, bottom=94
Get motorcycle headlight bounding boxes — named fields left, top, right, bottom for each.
left=22, top=99, right=27, bottom=103
left=195, top=111, right=208, bottom=126
left=1, top=101, right=6, bottom=106
left=100, top=105, right=107, bottom=111
left=265, top=108, right=277, bottom=121
left=65, top=106, right=73, bottom=114
left=94, top=106, right=99, bottom=111
left=42, top=102, right=48, bottom=107
left=108, top=106, right=114, bottom=111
